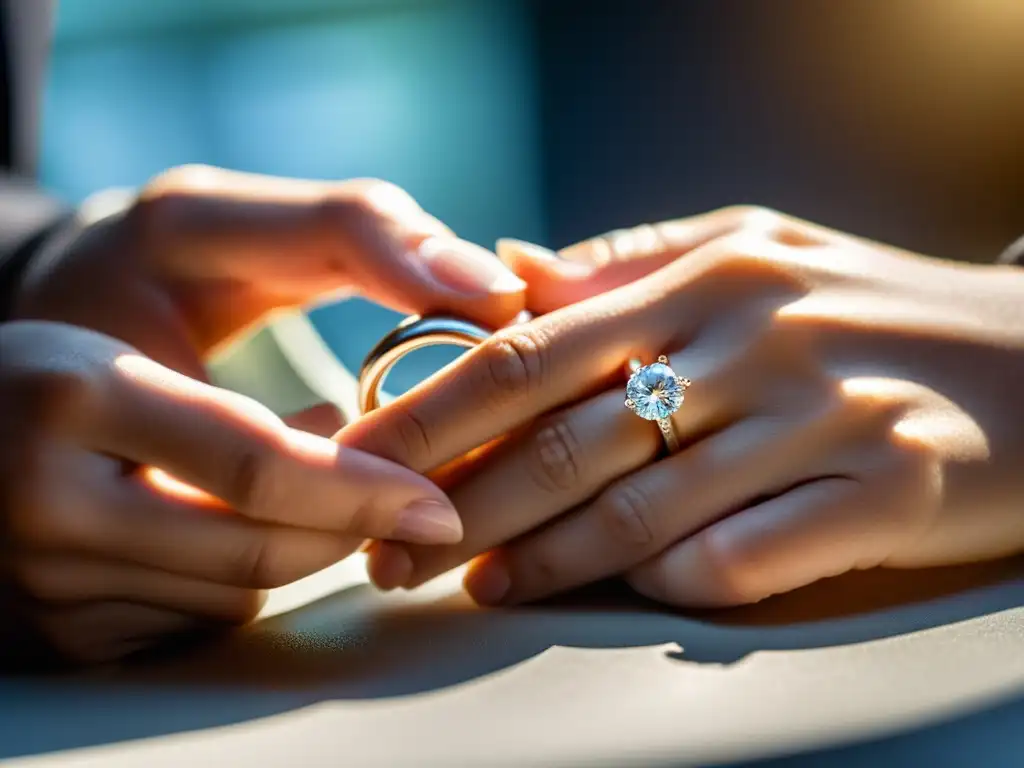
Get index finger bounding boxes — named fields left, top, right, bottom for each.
left=84, top=354, right=463, bottom=545
left=338, top=256, right=701, bottom=474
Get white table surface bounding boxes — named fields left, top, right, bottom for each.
left=2, top=554, right=1024, bottom=767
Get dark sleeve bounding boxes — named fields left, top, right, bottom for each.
left=997, top=235, right=1024, bottom=267
left=0, top=175, right=71, bottom=320
left=0, top=0, right=69, bottom=320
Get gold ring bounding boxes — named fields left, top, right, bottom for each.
left=625, top=355, right=690, bottom=454
left=358, top=315, right=492, bottom=415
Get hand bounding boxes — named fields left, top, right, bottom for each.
left=0, top=321, right=463, bottom=665
left=340, top=206, right=1024, bottom=608
left=13, top=165, right=526, bottom=431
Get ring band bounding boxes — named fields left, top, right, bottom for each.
left=625, top=355, right=690, bottom=454
left=358, top=315, right=493, bottom=415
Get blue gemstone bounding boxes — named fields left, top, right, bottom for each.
left=626, top=362, right=684, bottom=420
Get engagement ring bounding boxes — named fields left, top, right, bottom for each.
left=625, top=356, right=690, bottom=454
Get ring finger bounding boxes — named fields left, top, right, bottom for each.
left=462, top=403, right=853, bottom=606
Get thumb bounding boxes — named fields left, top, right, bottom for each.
left=497, top=209, right=751, bottom=314
left=318, top=178, right=528, bottom=327
left=495, top=238, right=677, bottom=315
left=360, top=234, right=528, bottom=330
left=140, top=168, right=526, bottom=340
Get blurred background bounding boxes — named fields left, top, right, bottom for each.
left=39, top=0, right=1024, bottom=413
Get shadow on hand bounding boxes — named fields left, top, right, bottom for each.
left=1, top=557, right=1023, bottom=762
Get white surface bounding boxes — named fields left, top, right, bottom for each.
left=3, top=557, right=1024, bottom=767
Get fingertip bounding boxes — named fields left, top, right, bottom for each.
left=367, top=541, right=415, bottom=591
left=464, top=551, right=511, bottom=606
left=418, top=236, right=526, bottom=296
left=496, top=238, right=594, bottom=279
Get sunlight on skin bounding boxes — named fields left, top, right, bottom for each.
left=141, top=466, right=224, bottom=507
left=840, top=377, right=991, bottom=463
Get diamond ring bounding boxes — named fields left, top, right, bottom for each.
left=625, top=355, right=690, bottom=454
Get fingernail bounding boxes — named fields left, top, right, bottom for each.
left=393, top=499, right=464, bottom=545
left=418, top=236, right=526, bottom=295
left=464, top=556, right=511, bottom=606
left=496, top=238, right=558, bottom=264
left=496, top=238, right=594, bottom=277
left=559, top=238, right=612, bottom=266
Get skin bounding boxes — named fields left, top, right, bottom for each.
left=343, top=206, right=1024, bottom=609
left=1, top=165, right=526, bottom=665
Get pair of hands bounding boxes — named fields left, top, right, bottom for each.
left=5, top=166, right=1024, bottom=664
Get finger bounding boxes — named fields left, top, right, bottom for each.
left=463, top=409, right=850, bottom=606
left=338, top=250, right=708, bottom=473
left=121, top=477, right=364, bottom=587
left=10, top=554, right=263, bottom=622
left=282, top=403, right=346, bottom=436
left=625, top=478, right=888, bottom=608
left=84, top=355, right=463, bottom=545
left=18, top=465, right=361, bottom=588
left=35, top=602, right=205, bottom=665
left=365, top=389, right=663, bottom=590
left=137, top=167, right=525, bottom=342
left=498, top=208, right=771, bottom=314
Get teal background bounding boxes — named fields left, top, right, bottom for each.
left=41, top=0, right=545, bottom=410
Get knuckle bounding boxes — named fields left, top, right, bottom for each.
left=528, top=416, right=584, bottom=493
left=231, top=533, right=288, bottom=589
left=387, top=406, right=433, bottom=468
left=699, top=232, right=805, bottom=296
left=134, top=164, right=219, bottom=223
left=882, top=423, right=943, bottom=512
left=595, top=482, right=658, bottom=548
left=478, top=329, right=548, bottom=409
left=726, top=205, right=811, bottom=245
left=316, top=189, right=380, bottom=229
left=225, top=442, right=288, bottom=521
left=724, top=204, right=783, bottom=231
